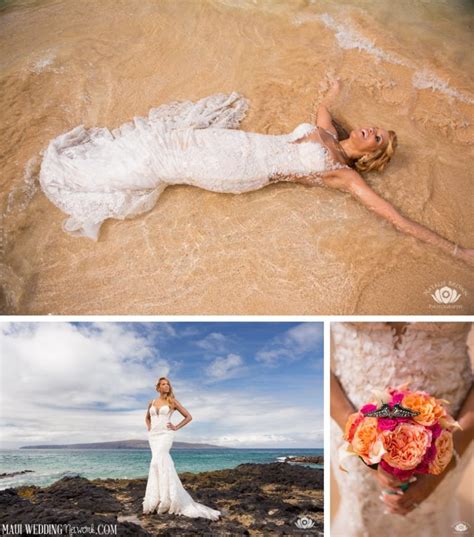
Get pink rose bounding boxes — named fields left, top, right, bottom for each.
left=361, top=403, right=378, bottom=414
left=380, top=459, right=415, bottom=482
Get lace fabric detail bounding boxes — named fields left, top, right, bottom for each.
left=331, top=322, right=473, bottom=537
left=39, top=94, right=335, bottom=240
left=143, top=402, right=220, bottom=520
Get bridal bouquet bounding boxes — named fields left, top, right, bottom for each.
left=341, top=384, right=460, bottom=481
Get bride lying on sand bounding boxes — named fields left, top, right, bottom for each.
left=39, top=82, right=473, bottom=266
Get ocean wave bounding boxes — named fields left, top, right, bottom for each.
left=412, top=69, right=474, bottom=104
left=297, top=12, right=473, bottom=105
left=316, top=13, right=411, bottom=67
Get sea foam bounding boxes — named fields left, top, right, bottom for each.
left=317, top=13, right=410, bottom=67
left=297, top=12, right=473, bottom=104
left=412, top=69, right=474, bottom=104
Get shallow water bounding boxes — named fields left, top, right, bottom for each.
left=0, top=447, right=323, bottom=489
left=0, top=0, right=473, bottom=314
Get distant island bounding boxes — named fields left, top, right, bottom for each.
left=20, top=439, right=233, bottom=450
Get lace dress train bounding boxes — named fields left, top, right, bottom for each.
left=39, top=91, right=338, bottom=240
left=142, top=402, right=220, bottom=520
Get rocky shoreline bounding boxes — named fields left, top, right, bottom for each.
left=0, top=462, right=323, bottom=536
left=279, top=455, right=324, bottom=465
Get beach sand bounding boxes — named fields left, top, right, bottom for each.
left=0, top=0, right=473, bottom=314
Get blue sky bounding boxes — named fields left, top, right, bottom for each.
left=0, top=322, right=324, bottom=448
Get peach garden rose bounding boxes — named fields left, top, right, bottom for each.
left=382, top=422, right=432, bottom=470
left=401, top=392, right=446, bottom=427
left=429, top=429, right=454, bottom=475
left=351, top=417, right=379, bottom=462
left=344, top=412, right=363, bottom=443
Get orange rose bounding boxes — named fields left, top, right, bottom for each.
left=344, top=412, right=363, bottom=442
left=382, top=423, right=431, bottom=470
left=351, top=417, right=378, bottom=461
left=401, top=392, right=446, bottom=426
left=429, top=430, right=453, bottom=475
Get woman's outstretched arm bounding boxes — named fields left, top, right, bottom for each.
left=314, top=80, right=340, bottom=137
left=319, top=169, right=474, bottom=267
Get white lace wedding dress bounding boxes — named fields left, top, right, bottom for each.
left=142, top=401, right=221, bottom=520
left=331, top=322, right=473, bottom=537
left=39, top=91, right=341, bottom=240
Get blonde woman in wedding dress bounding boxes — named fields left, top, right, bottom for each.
left=38, top=81, right=474, bottom=267
left=330, top=322, right=474, bottom=537
left=142, top=376, right=221, bottom=520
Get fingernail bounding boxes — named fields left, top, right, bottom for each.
left=409, top=477, right=417, bottom=483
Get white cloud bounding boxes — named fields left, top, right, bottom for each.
left=256, top=323, right=323, bottom=366
left=0, top=323, right=323, bottom=449
left=0, top=322, right=170, bottom=410
left=285, top=323, right=324, bottom=351
left=205, top=353, right=247, bottom=382
left=195, top=332, right=229, bottom=354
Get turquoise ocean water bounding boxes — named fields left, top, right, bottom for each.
left=0, top=448, right=323, bottom=490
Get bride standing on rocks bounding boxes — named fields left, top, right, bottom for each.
left=38, top=82, right=474, bottom=267
left=142, top=377, right=221, bottom=520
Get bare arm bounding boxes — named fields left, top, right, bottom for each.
left=330, top=331, right=356, bottom=429
left=314, top=80, right=340, bottom=138
left=169, top=399, right=193, bottom=431
left=453, top=383, right=474, bottom=457
left=317, top=169, right=474, bottom=266
left=145, top=400, right=152, bottom=431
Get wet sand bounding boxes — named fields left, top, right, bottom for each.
left=1, top=0, right=473, bottom=314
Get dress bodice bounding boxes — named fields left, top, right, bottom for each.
left=331, top=322, right=472, bottom=416
left=149, top=402, right=174, bottom=433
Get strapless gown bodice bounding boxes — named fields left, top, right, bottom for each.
left=149, top=404, right=174, bottom=434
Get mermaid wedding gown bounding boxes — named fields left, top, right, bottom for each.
left=331, top=322, right=473, bottom=537
left=39, top=91, right=341, bottom=240
left=142, top=401, right=221, bottom=520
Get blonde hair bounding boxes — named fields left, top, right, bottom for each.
left=353, top=130, right=398, bottom=173
left=155, top=376, right=176, bottom=409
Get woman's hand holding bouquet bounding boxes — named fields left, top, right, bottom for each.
left=341, top=384, right=461, bottom=515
